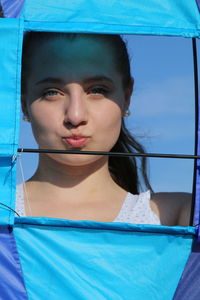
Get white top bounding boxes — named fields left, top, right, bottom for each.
left=15, top=184, right=161, bottom=225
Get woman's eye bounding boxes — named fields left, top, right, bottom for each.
left=46, top=90, right=58, bottom=96
left=42, top=89, right=61, bottom=99
left=89, top=87, right=109, bottom=96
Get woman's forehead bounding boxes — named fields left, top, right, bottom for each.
left=29, top=36, right=119, bottom=83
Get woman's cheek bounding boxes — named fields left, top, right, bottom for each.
left=29, top=103, right=58, bottom=133
left=96, top=109, right=122, bottom=149
left=29, top=115, right=56, bottom=148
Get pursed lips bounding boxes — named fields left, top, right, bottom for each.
left=62, top=134, right=90, bottom=147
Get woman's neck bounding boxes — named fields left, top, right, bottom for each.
left=28, top=154, right=119, bottom=193
left=24, top=154, right=127, bottom=220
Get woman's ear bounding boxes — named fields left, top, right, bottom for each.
left=124, top=77, right=134, bottom=111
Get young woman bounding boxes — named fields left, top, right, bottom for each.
left=16, top=32, right=191, bottom=226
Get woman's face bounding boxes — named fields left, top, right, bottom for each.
left=25, top=36, right=130, bottom=166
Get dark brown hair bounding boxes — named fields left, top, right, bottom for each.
left=21, top=32, right=152, bottom=194
left=0, top=5, right=4, bottom=18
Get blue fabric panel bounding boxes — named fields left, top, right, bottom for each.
left=0, top=19, right=23, bottom=225
left=23, top=20, right=200, bottom=39
left=0, top=0, right=25, bottom=18
left=194, top=168, right=200, bottom=225
left=0, top=19, right=22, bottom=156
left=21, top=0, right=200, bottom=38
left=196, top=0, right=200, bottom=12
left=194, top=0, right=200, bottom=226
left=173, top=240, right=200, bottom=300
left=0, top=226, right=28, bottom=300
left=193, top=53, right=200, bottom=226
left=14, top=218, right=195, bottom=300
left=0, top=157, right=16, bottom=225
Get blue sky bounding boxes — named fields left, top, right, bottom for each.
left=17, top=35, right=199, bottom=193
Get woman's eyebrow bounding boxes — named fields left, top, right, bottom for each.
left=35, top=76, right=114, bottom=86
left=35, top=77, right=65, bottom=86
left=83, top=76, right=114, bottom=86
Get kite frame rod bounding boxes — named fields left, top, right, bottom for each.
left=17, top=148, right=200, bottom=159
left=191, top=38, right=199, bottom=225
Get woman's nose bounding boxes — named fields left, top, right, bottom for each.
left=64, top=86, right=88, bottom=127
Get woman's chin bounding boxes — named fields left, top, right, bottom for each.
left=47, top=153, right=107, bottom=168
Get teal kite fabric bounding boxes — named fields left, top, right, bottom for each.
left=0, top=18, right=22, bottom=226
left=14, top=218, right=195, bottom=300
left=21, top=0, right=200, bottom=37
left=2, top=0, right=199, bottom=37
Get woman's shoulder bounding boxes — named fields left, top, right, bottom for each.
left=114, top=190, right=161, bottom=225
left=151, top=192, right=191, bottom=226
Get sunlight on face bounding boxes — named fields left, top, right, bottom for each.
left=25, top=35, right=129, bottom=166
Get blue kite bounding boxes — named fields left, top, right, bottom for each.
left=0, top=1, right=199, bottom=299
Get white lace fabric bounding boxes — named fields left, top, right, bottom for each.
left=15, top=184, right=161, bottom=225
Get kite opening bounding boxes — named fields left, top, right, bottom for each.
left=16, top=32, right=195, bottom=226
